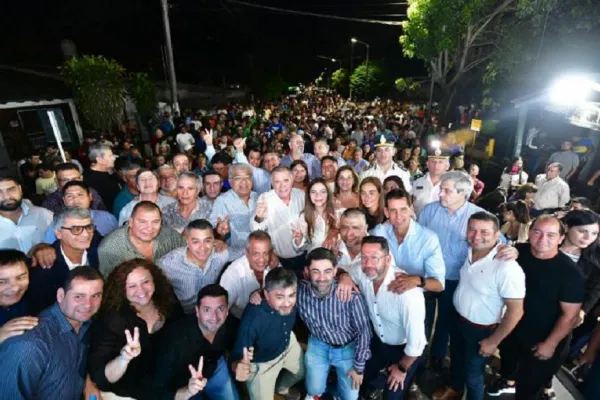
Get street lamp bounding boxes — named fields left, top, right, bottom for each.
left=548, top=75, right=596, bottom=106
left=350, top=38, right=370, bottom=98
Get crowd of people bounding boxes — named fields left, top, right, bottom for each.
left=1, top=90, right=599, bottom=400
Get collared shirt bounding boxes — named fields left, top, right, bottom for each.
left=347, top=158, right=370, bottom=174
left=219, top=255, right=272, bottom=319
left=359, top=162, right=413, bottom=193
left=297, top=280, right=372, bottom=372
left=118, top=194, right=177, bottom=226
left=230, top=301, right=297, bottom=363
left=157, top=246, right=229, bottom=314
left=60, top=245, right=89, bottom=270
left=98, top=225, right=185, bottom=277
left=310, top=155, right=347, bottom=179
left=0, top=303, right=92, bottom=400
left=372, top=220, right=446, bottom=288
left=43, top=209, right=118, bottom=244
left=234, top=151, right=272, bottom=195
left=161, top=198, right=212, bottom=234
left=454, top=244, right=526, bottom=325
left=0, top=199, right=53, bottom=253
left=250, top=188, right=305, bottom=258
left=337, top=240, right=362, bottom=273
left=418, top=200, right=486, bottom=281
left=533, top=175, right=570, bottom=210
left=41, top=187, right=107, bottom=214
left=209, top=190, right=258, bottom=261
left=112, top=186, right=137, bottom=217
left=281, top=152, right=319, bottom=178
left=412, top=173, right=441, bottom=214
left=344, top=263, right=427, bottom=357
left=0, top=296, right=28, bottom=327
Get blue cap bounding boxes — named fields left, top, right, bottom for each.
left=374, top=133, right=397, bottom=147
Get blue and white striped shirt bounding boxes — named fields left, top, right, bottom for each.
left=297, top=280, right=372, bottom=372
left=209, top=190, right=258, bottom=261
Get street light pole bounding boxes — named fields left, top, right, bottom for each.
left=365, top=44, right=370, bottom=97
left=161, top=0, right=179, bottom=113
left=349, top=41, right=355, bottom=99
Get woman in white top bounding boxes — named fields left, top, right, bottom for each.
left=293, top=178, right=340, bottom=252
left=498, top=157, right=528, bottom=192
left=499, top=200, right=532, bottom=244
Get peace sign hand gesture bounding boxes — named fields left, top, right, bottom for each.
left=202, top=129, right=214, bottom=146
left=120, top=327, right=141, bottom=362
left=187, top=356, right=208, bottom=396
left=216, top=215, right=231, bottom=236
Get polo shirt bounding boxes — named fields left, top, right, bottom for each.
left=412, top=173, right=441, bottom=214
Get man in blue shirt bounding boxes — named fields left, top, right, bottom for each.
left=0, top=266, right=104, bottom=400
left=231, top=268, right=304, bottom=400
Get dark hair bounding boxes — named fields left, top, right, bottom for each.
left=334, top=165, right=359, bottom=195
left=245, top=230, right=272, bottom=251
left=513, top=183, right=538, bottom=200
left=245, top=146, right=262, bottom=158
left=361, top=236, right=389, bottom=254
left=0, top=249, right=27, bottom=267
left=359, top=176, right=385, bottom=225
left=55, top=163, right=80, bottom=174
left=570, top=197, right=592, bottom=210
left=499, top=200, right=531, bottom=224
left=468, top=211, right=500, bottom=232
left=304, top=178, right=337, bottom=240
left=62, top=266, right=104, bottom=292
left=185, top=219, right=214, bottom=235
left=564, top=210, right=600, bottom=230
left=264, top=267, right=297, bottom=292
left=101, top=259, right=179, bottom=318
left=62, top=180, right=91, bottom=196
left=530, top=215, right=566, bottom=236
left=383, top=175, right=406, bottom=192
left=196, top=284, right=229, bottom=306
left=202, top=170, right=222, bottom=181
left=0, top=175, right=21, bottom=185
left=211, top=152, right=233, bottom=166
left=306, top=247, right=337, bottom=268
left=384, top=188, right=412, bottom=208
left=321, top=155, right=337, bottom=165
left=131, top=201, right=161, bottom=218
left=290, top=160, right=310, bottom=187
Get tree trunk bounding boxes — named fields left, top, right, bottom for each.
left=438, top=84, right=457, bottom=126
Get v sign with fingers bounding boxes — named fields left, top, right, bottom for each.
left=187, top=356, right=208, bottom=396
left=202, top=129, right=214, bottom=146
left=120, top=327, right=141, bottom=361
left=216, top=215, right=231, bottom=236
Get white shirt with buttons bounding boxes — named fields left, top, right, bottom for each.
left=0, top=199, right=53, bottom=253
left=412, top=173, right=441, bottom=215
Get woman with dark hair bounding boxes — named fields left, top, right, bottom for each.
left=359, top=176, right=386, bottom=231
left=89, top=258, right=182, bottom=399
left=511, top=182, right=538, bottom=209
left=290, top=160, right=309, bottom=191
left=334, top=165, right=360, bottom=209
left=499, top=201, right=532, bottom=244
left=383, top=175, right=406, bottom=195
left=498, top=157, right=528, bottom=194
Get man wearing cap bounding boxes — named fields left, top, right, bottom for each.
left=412, top=149, right=450, bottom=215
left=359, top=133, right=412, bottom=192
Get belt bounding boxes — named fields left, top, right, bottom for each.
left=458, top=314, right=498, bottom=330
left=329, top=340, right=355, bottom=349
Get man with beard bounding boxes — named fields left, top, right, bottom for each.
left=0, top=176, right=53, bottom=253
left=150, top=284, right=241, bottom=400
left=231, top=267, right=305, bottom=400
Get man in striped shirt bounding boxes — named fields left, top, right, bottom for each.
left=298, top=248, right=372, bottom=400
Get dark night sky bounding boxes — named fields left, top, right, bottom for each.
left=1, top=0, right=426, bottom=86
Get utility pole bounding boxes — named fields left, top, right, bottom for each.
left=427, top=71, right=434, bottom=119
left=365, top=44, right=370, bottom=97
left=161, top=0, right=179, bottom=113
left=349, top=41, right=355, bottom=99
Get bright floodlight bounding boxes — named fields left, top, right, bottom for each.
left=351, top=38, right=357, bottom=43
left=331, top=58, right=336, bottom=62
left=431, top=140, right=441, bottom=150
left=549, top=76, right=593, bottom=106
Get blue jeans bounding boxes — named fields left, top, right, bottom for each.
left=304, top=336, right=359, bottom=400
left=430, top=279, right=459, bottom=360
left=193, top=356, right=240, bottom=400
left=449, top=316, right=495, bottom=400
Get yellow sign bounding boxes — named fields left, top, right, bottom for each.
left=471, top=119, right=482, bottom=132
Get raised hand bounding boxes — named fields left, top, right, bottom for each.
left=216, top=215, right=231, bottom=236
left=202, top=129, right=214, bottom=146
left=120, top=327, right=141, bottom=362
left=235, top=347, right=254, bottom=382
left=187, top=356, right=208, bottom=396
left=233, top=137, right=247, bottom=152
left=292, top=222, right=304, bottom=246
left=255, top=198, right=268, bottom=220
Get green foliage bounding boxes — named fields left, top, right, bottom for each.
left=331, top=68, right=349, bottom=92
left=350, top=62, right=386, bottom=98
left=61, top=55, right=126, bottom=131
left=394, top=77, right=422, bottom=93
left=128, top=72, right=157, bottom=118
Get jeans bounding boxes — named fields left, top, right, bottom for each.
left=304, top=336, right=359, bottom=400
left=430, top=279, right=459, bottom=360
left=193, top=356, right=240, bottom=400
left=449, top=316, right=495, bottom=400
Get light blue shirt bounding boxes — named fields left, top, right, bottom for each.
left=280, top=153, right=318, bottom=178
left=233, top=151, right=271, bottom=195
left=0, top=200, right=53, bottom=253
left=417, top=201, right=486, bottom=281
left=372, top=220, right=446, bottom=288
left=44, top=210, right=118, bottom=244
left=347, top=158, right=370, bottom=174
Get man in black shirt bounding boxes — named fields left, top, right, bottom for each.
left=83, top=143, right=121, bottom=211
left=488, top=215, right=584, bottom=400
left=150, top=284, right=240, bottom=400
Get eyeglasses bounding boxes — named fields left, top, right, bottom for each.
left=232, top=175, right=252, bottom=181
left=361, top=254, right=385, bottom=264
left=61, top=224, right=95, bottom=235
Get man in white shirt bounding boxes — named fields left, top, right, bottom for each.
left=251, top=167, right=305, bottom=276
left=0, top=176, right=53, bottom=254
left=336, top=209, right=368, bottom=273
left=533, top=163, right=570, bottom=215
left=219, top=230, right=276, bottom=319
left=176, top=126, right=195, bottom=153
left=342, top=236, right=427, bottom=400
left=412, top=150, right=450, bottom=214
left=360, top=133, right=412, bottom=193
left=433, top=212, right=525, bottom=400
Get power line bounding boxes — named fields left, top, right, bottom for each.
left=296, top=2, right=408, bottom=7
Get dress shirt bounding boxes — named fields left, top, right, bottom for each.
left=98, top=225, right=184, bottom=277
left=498, top=171, right=529, bottom=190
left=219, top=255, right=272, bottom=319
left=336, top=240, right=362, bottom=273
left=412, top=173, right=441, bottom=214
left=41, top=187, right=107, bottom=214
left=157, top=246, right=229, bottom=314
left=209, top=190, right=258, bottom=261
left=347, top=158, right=370, bottom=174
left=533, top=175, right=570, bottom=210
left=250, top=189, right=305, bottom=258
left=43, top=209, right=118, bottom=244
left=280, top=153, right=318, bottom=178
left=372, top=220, right=446, bottom=288
left=60, top=246, right=88, bottom=270
left=161, top=198, right=212, bottom=234
left=230, top=301, right=297, bottom=363
left=418, top=200, right=486, bottom=281
left=359, top=162, right=412, bottom=193
left=0, top=303, right=92, bottom=400
left=0, top=296, right=28, bottom=326
left=118, top=194, right=177, bottom=226
left=112, top=186, right=136, bottom=217
left=297, top=280, right=372, bottom=372
left=149, top=314, right=239, bottom=399
left=343, top=263, right=427, bottom=357
left=454, top=244, right=526, bottom=325
left=234, top=151, right=272, bottom=194
left=0, top=199, right=53, bottom=253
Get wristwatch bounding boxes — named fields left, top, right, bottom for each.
left=418, top=276, right=426, bottom=288
left=397, top=363, right=408, bottom=373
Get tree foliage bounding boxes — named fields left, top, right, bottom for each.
left=61, top=55, right=127, bottom=131
left=128, top=72, right=157, bottom=119
left=350, top=62, right=386, bottom=98
left=394, top=77, right=422, bottom=93
left=331, top=68, right=349, bottom=92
